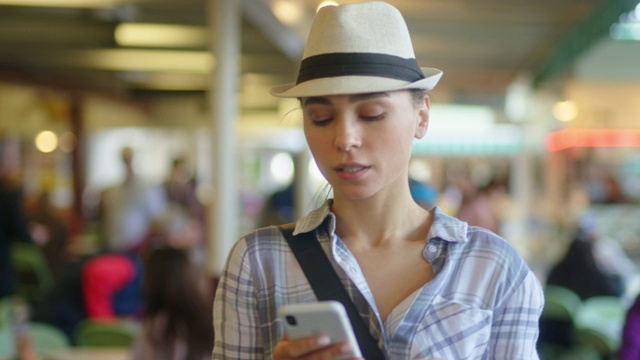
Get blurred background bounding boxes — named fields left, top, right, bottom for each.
left=1, top=0, right=640, bottom=358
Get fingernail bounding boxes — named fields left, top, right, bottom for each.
left=317, top=336, right=331, bottom=346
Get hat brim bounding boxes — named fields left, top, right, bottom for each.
left=270, top=67, right=443, bottom=98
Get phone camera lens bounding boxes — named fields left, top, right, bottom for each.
left=285, top=315, right=297, bottom=326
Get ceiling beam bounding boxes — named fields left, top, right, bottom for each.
left=240, top=0, right=304, bottom=62
left=532, top=0, right=638, bottom=88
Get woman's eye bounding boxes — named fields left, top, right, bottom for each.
left=311, top=118, right=332, bottom=126
left=305, top=106, right=333, bottom=125
left=308, top=111, right=333, bottom=125
left=361, top=113, right=384, bottom=121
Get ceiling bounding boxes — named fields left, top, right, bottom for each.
left=0, top=0, right=636, bottom=119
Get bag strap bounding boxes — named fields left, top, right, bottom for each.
left=278, top=223, right=385, bottom=360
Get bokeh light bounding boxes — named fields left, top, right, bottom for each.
left=59, top=131, right=77, bottom=153
left=270, top=152, right=294, bottom=186
left=552, top=100, right=578, bottom=122
left=35, top=130, right=58, bottom=153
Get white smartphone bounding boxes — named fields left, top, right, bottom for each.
left=278, top=300, right=362, bottom=359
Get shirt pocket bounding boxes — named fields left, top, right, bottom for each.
left=411, top=295, right=492, bottom=360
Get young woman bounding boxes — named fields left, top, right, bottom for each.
left=213, top=2, right=543, bottom=359
left=132, top=247, right=213, bottom=360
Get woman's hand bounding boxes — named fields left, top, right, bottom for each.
left=273, top=333, right=364, bottom=360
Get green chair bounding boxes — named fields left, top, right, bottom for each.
left=0, top=322, right=69, bottom=357
left=0, top=296, right=13, bottom=328
left=539, top=285, right=582, bottom=349
left=74, top=319, right=139, bottom=348
left=542, top=285, right=582, bottom=320
left=573, top=296, right=627, bottom=357
left=0, top=325, right=13, bottom=357
left=556, top=345, right=601, bottom=360
left=29, top=322, right=70, bottom=352
left=539, top=342, right=601, bottom=360
left=11, top=243, right=55, bottom=304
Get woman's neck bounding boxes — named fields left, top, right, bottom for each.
left=331, top=192, right=431, bottom=250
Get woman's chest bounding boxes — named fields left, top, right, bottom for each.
left=358, top=250, right=432, bottom=322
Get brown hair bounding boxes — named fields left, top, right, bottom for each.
left=409, top=88, right=428, bottom=107
left=143, top=247, right=213, bottom=359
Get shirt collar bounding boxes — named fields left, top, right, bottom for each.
left=292, top=199, right=334, bottom=235
left=428, top=206, right=469, bottom=244
left=293, top=200, right=468, bottom=244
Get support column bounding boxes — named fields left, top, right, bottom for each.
left=207, top=0, right=240, bottom=277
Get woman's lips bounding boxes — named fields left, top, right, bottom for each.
left=334, top=164, right=369, bottom=180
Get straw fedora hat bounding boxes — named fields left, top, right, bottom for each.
left=270, top=1, right=443, bottom=98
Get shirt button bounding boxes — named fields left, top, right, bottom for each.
left=427, top=244, right=437, bottom=253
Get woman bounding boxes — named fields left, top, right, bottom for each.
left=213, top=2, right=543, bottom=359
left=132, top=247, right=213, bottom=360
left=545, top=228, right=623, bottom=301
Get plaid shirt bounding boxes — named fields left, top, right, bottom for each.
left=213, top=201, right=543, bottom=359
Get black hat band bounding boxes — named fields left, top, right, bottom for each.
left=296, top=52, right=425, bottom=85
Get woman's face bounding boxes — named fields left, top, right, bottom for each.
left=302, top=90, right=429, bottom=201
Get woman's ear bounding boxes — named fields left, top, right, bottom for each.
left=414, top=95, right=430, bottom=139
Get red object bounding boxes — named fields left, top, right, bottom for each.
left=82, top=254, right=135, bottom=319
left=546, top=128, right=640, bottom=152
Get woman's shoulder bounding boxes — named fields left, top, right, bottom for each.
left=431, top=207, right=512, bottom=250
left=431, top=208, right=531, bottom=274
left=241, top=225, right=287, bottom=246
left=225, top=225, right=291, bottom=265
left=459, top=228, right=538, bottom=299
left=464, top=224, right=514, bottom=251
left=236, top=202, right=331, bottom=252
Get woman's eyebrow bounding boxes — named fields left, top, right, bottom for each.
left=349, top=92, right=389, bottom=103
left=303, top=92, right=390, bottom=107
left=302, top=97, right=331, bottom=107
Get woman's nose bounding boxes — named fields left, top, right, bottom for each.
left=333, top=118, right=362, bottom=151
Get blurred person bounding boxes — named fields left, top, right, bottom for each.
left=26, top=191, right=69, bottom=281
left=164, top=156, right=204, bottom=220
left=99, top=146, right=167, bottom=253
left=0, top=143, right=48, bottom=299
left=162, top=156, right=206, bottom=258
left=538, top=216, right=629, bottom=349
left=131, top=246, right=213, bottom=360
left=602, top=172, right=628, bottom=203
left=583, top=212, right=637, bottom=296
left=0, top=179, right=35, bottom=299
left=456, top=176, right=502, bottom=234
left=545, top=223, right=625, bottom=301
left=585, top=169, right=629, bottom=204
left=214, top=2, right=544, bottom=359
left=83, top=147, right=168, bottom=324
left=258, top=182, right=295, bottom=228
left=31, top=256, right=88, bottom=341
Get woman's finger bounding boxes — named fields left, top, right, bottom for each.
left=274, top=334, right=330, bottom=359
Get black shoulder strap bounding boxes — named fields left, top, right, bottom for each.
left=278, top=223, right=385, bottom=360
